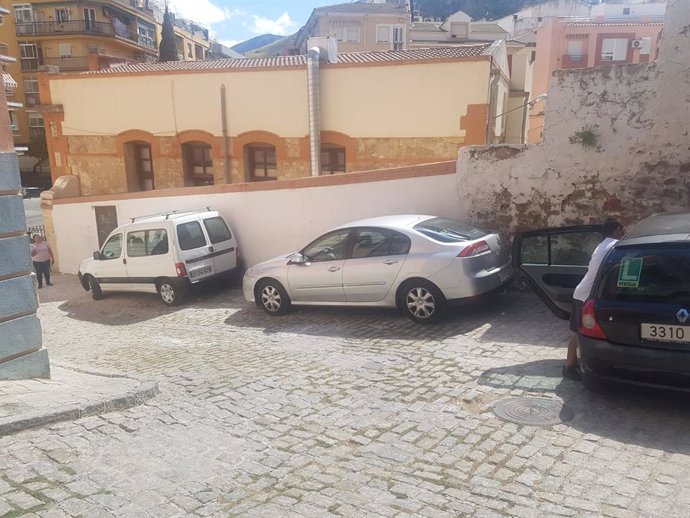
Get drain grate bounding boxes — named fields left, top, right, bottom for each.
left=493, top=397, right=574, bottom=426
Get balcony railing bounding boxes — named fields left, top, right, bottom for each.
left=16, top=20, right=157, bottom=51
left=561, top=54, right=588, bottom=69
left=16, top=20, right=115, bottom=37
left=42, top=56, right=91, bottom=71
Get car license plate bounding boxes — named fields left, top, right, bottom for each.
left=641, top=323, right=690, bottom=343
left=498, top=269, right=511, bottom=282
left=189, top=265, right=213, bottom=279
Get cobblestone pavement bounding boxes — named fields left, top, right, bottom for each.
left=2, top=274, right=690, bottom=517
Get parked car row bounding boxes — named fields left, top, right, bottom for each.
left=78, top=209, right=690, bottom=392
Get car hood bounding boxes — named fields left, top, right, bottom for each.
left=244, top=252, right=297, bottom=276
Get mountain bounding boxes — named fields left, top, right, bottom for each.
left=231, top=34, right=284, bottom=55
left=415, top=0, right=536, bottom=21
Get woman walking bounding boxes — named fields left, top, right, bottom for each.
left=30, top=235, right=54, bottom=289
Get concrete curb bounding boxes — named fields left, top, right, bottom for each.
left=0, top=380, right=159, bottom=437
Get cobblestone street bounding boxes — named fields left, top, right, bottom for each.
left=2, top=274, right=690, bottom=517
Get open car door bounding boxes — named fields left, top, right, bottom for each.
left=513, top=225, right=605, bottom=320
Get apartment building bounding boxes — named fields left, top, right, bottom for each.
left=0, top=0, right=211, bottom=187
left=292, top=1, right=412, bottom=54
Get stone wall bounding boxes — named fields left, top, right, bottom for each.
left=456, top=0, right=689, bottom=233
left=0, top=80, right=50, bottom=380
left=65, top=134, right=466, bottom=197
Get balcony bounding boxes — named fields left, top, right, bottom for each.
left=15, top=20, right=157, bottom=51
left=42, top=56, right=91, bottom=71
left=561, top=54, right=588, bottom=69
left=17, top=20, right=115, bottom=37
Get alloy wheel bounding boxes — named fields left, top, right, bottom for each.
left=261, top=285, right=282, bottom=312
left=406, top=287, right=436, bottom=319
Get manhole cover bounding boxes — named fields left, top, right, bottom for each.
left=493, top=397, right=574, bottom=426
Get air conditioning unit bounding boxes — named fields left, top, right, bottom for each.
left=631, top=39, right=644, bottom=49
left=98, top=48, right=107, bottom=55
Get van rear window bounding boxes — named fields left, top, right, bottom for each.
left=413, top=218, right=487, bottom=243
left=177, top=221, right=207, bottom=250
left=203, top=217, right=232, bottom=244
left=597, top=246, right=690, bottom=304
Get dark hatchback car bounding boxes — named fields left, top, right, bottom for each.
left=515, top=213, right=690, bottom=391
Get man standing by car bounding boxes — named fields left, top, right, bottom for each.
left=563, top=220, right=626, bottom=381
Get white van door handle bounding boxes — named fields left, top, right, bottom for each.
left=383, top=260, right=398, bottom=265
left=123, top=258, right=127, bottom=265
left=328, top=266, right=340, bottom=272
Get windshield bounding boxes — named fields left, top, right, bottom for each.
left=597, top=245, right=690, bottom=304
left=413, top=218, right=487, bottom=243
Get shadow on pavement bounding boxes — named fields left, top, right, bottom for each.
left=479, top=359, right=690, bottom=454
left=224, top=290, right=565, bottom=345
left=55, top=274, right=236, bottom=326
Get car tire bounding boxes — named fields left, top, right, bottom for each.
left=400, top=279, right=446, bottom=324
left=257, top=279, right=291, bottom=316
left=158, top=278, right=185, bottom=306
left=88, top=276, right=104, bottom=301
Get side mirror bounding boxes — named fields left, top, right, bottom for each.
left=93, top=251, right=101, bottom=260
left=289, top=253, right=307, bottom=265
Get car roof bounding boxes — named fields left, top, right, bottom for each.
left=332, top=214, right=435, bottom=231
left=617, top=212, right=690, bottom=246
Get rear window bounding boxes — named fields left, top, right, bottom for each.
left=413, top=218, right=487, bottom=243
left=176, top=221, right=207, bottom=250
left=597, top=246, right=690, bottom=304
left=203, top=217, right=232, bottom=244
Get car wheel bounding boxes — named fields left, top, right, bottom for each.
left=88, top=276, right=104, bottom=301
left=401, top=280, right=446, bottom=324
left=258, top=279, right=290, bottom=316
left=158, top=279, right=185, bottom=306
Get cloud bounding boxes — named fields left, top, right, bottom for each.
left=166, top=0, right=244, bottom=26
left=250, top=12, right=296, bottom=36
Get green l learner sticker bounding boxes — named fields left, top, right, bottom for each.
left=618, top=257, right=643, bottom=288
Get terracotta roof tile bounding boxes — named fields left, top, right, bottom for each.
left=567, top=21, right=663, bottom=27
left=314, top=1, right=408, bottom=15
left=83, top=45, right=492, bottom=75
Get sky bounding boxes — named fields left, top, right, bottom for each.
left=166, top=0, right=341, bottom=47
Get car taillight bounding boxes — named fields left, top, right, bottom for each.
left=175, top=262, right=188, bottom=277
left=458, top=240, right=491, bottom=258
left=579, top=299, right=607, bottom=340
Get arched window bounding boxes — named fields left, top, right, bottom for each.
left=245, top=143, right=277, bottom=181
left=124, top=141, right=154, bottom=191
left=321, top=145, right=346, bottom=175
left=182, top=142, right=214, bottom=186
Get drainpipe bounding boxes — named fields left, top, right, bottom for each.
left=486, top=67, right=501, bottom=145
left=307, top=46, right=321, bottom=177
left=220, top=84, right=231, bottom=183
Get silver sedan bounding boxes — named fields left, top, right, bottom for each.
left=243, top=215, right=512, bottom=323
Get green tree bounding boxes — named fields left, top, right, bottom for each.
left=158, top=2, right=178, bottom=62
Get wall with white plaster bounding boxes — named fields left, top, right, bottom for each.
left=52, top=173, right=463, bottom=274
left=456, top=0, right=689, bottom=232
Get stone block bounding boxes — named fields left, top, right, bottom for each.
left=0, top=275, right=38, bottom=317
left=0, top=152, right=21, bottom=191
left=0, top=195, right=26, bottom=234
left=0, top=348, right=50, bottom=379
left=0, top=314, right=42, bottom=359
left=0, top=235, right=32, bottom=277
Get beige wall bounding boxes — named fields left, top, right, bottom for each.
left=50, top=60, right=490, bottom=139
